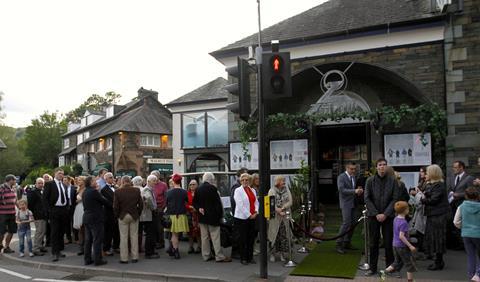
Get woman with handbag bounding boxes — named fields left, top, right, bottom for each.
left=186, top=180, right=200, bottom=254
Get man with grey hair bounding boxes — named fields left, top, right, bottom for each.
left=193, top=172, right=231, bottom=262
left=140, top=175, right=158, bottom=259
left=27, top=178, right=47, bottom=255
left=101, top=172, right=119, bottom=256
left=150, top=170, right=168, bottom=249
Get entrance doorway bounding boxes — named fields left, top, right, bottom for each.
left=315, top=123, right=371, bottom=205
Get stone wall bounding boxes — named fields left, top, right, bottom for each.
left=445, top=0, right=480, bottom=176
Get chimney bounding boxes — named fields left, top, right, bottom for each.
left=138, top=87, right=159, bottom=100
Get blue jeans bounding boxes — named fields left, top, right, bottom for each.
left=463, top=237, right=480, bottom=278
left=18, top=228, right=32, bottom=253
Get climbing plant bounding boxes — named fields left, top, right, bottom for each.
left=238, top=103, right=447, bottom=158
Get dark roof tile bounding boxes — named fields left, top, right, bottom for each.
left=167, top=77, right=228, bottom=105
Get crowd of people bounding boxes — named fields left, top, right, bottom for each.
left=0, top=157, right=479, bottom=281
left=0, top=167, right=296, bottom=268
left=336, top=158, right=480, bottom=282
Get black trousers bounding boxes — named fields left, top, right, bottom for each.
left=368, top=216, right=394, bottom=272
left=49, top=206, right=69, bottom=255
left=84, top=221, right=104, bottom=263
left=103, top=215, right=120, bottom=251
left=140, top=213, right=157, bottom=256
left=235, top=218, right=256, bottom=262
left=65, top=208, right=74, bottom=242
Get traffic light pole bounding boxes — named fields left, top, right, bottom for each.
left=256, top=0, right=268, bottom=279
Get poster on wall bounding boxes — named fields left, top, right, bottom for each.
left=398, top=172, right=420, bottom=190
left=270, top=139, right=308, bottom=170
left=384, top=133, right=432, bottom=166
left=229, top=142, right=259, bottom=171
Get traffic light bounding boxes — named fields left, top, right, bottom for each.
left=225, top=57, right=253, bottom=121
left=262, top=52, right=292, bottom=99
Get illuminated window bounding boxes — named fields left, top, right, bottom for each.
left=161, top=135, right=172, bottom=149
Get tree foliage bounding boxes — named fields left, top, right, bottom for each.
left=0, top=126, right=30, bottom=179
left=23, top=112, right=67, bottom=168
left=64, top=91, right=121, bottom=123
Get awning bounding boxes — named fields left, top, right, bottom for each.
left=92, top=163, right=112, bottom=176
left=148, top=163, right=173, bottom=173
left=58, top=146, right=76, bottom=156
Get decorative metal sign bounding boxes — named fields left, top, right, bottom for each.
left=308, top=62, right=370, bottom=116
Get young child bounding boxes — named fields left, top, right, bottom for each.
left=453, top=187, right=480, bottom=282
left=15, top=199, right=34, bottom=257
left=383, top=201, right=417, bottom=281
left=310, top=213, right=325, bottom=243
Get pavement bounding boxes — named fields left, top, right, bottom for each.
left=1, top=237, right=469, bottom=281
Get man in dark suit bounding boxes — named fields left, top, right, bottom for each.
left=364, top=158, right=399, bottom=276
left=336, top=162, right=363, bottom=254
left=193, top=172, right=231, bottom=262
left=42, top=168, right=69, bottom=262
left=83, top=176, right=110, bottom=266
left=101, top=172, right=119, bottom=256
left=26, top=178, right=47, bottom=256
left=447, top=160, right=475, bottom=250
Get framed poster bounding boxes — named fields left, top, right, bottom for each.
left=270, top=139, right=308, bottom=170
left=229, top=142, right=258, bottom=171
left=384, top=133, right=432, bottom=166
left=398, top=172, right=420, bottom=190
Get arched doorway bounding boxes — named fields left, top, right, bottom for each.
left=282, top=62, right=431, bottom=206
left=186, top=154, right=230, bottom=196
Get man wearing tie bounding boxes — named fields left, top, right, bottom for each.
left=448, top=160, right=475, bottom=250
left=43, top=168, right=69, bottom=262
left=101, top=172, right=119, bottom=256
left=336, top=162, right=363, bottom=254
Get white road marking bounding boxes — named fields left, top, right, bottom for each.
left=33, top=279, right=103, bottom=282
left=0, top=267, right=32, bottom=279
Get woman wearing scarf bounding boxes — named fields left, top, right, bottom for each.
left=233, top=173, right=259, bottom=265
left=268, top=175, right=292, bottom=262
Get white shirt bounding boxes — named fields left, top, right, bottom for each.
left=455, top=172, right=465, bottom=186
left=233, top=186, right=259, bottom=220
left=54, top=179, right=67, bottom=207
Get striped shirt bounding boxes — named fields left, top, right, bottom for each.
left=0, top=183, right=17, bottom=215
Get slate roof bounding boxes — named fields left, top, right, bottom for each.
left=166, top=77, right=229, bottom=106
left=84, top=97, right=172, bottom=143
left=211, top=0, right=442, bottom=57
left=58, top=146, right=76, bottom=156
left=0, top=138, right=6, bottom=149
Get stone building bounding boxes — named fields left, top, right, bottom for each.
left=59, top=88, right=173, bottom=178
left=210, top=0, right=480, bottom=205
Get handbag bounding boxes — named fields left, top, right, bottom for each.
left=162, top=214, right=172, bottom=229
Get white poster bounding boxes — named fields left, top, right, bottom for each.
left=398, top=172, right=420, bottom=190
left=384, top=133, right=431, bottom=166
left=270, top=139, right=308, bottom=170
left=229, top=142, right=259, bottom=171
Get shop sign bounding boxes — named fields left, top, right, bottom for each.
left=146, top=158, right=173, bottom=164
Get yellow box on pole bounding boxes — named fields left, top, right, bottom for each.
left=264, top=195, right=270, bottom=219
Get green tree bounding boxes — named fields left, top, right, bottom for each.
left=0, top=125, right=30, bottom=179
left=23, top=111, right=67, bottom=168
left=64, top=91, right=121, bottom=123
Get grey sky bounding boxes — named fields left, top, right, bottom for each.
left=0, top=0, right=324, bottom=128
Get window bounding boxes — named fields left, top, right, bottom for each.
left=140, top=135, right=160, bottom=147
left=106, top=138, right=112, bottom=149
left=182, top=110, right=228, bottom=148
left=182, top=112, right=205, bottom=148
left=58, top=156, right=65, bottom=167
left=77, top=134, right=84, bottom=145
left=88, top=143, right=95, bottom=153
left=81, top=118, right=87, bottom=127
left=98, top=138, right=105, bottom=151
left=64, top=138, right=70, bottom=149
left=161, top=135, right=172, bottom=149
left=83, top=131, right=90, bottom=140
left=207, top=110, right=228, bottom=147
left=77, top=154, right=85, bottom=163
left=106, top=106, right=115, bottom=118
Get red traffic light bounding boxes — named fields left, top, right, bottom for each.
left=272, top=55, right=282, bottom=73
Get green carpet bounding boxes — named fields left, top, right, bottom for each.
left=290, top=207, right=364, bottom=279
